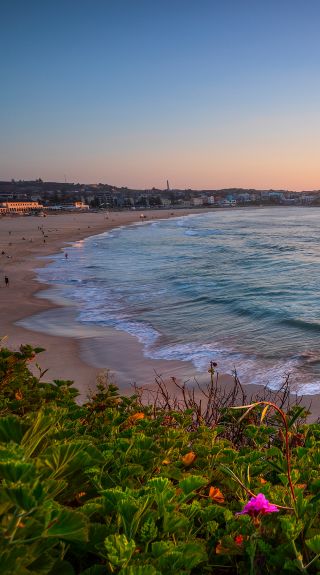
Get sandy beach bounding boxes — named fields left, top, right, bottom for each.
left=1, top=209, right=320, bottom=416
left=0, top=209, right=209, bottom=398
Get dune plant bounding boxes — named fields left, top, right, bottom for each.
left=0, top=344, right=319, bottom=574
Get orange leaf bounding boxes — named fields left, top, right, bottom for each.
left=162, top=459, right=170, bottom=465
left=209, top=486, right=225, bottom=503
left=15, top=391, right=23, bottom=401
left=215, top=541, right=230, bottom=554
left=182, top=451, right=196, bottom=466
left=126, top=412, right=145, bottom=426
left=131, top=412, right=145, bottom=421
left=77, top=491, right=86, bottom=498
left=258, top=477, right=267, bottom=485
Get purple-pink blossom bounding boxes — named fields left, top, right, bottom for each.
left=237, top=493, right=279, bottom=516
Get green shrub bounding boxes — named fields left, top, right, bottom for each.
left=0, top=345, right=319, bottom=574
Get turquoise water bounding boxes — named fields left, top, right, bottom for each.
left=38, top=207, right=320, bottom=394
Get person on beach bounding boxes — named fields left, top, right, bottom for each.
left=4, top=276, right=9, bottom=287
left=65, top=252, right=68, bottom=259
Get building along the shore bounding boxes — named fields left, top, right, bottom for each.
left=0, top=201, right=44, bottom=214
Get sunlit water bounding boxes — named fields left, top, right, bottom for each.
left=37, top=207, right=320, bottom=394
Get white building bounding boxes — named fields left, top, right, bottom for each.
left=0, top=201, right=43, bottom=213
left=191, top=197, right=204, bottom=206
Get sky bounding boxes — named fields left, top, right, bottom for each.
left=1, top=0, right=320, bottom=190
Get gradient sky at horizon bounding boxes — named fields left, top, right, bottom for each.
left=1, top=0, right=320, bottom=190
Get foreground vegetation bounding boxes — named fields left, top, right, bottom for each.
left=1, top=344, right=320, bottom=574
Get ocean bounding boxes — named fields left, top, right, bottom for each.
left=34, top=207, right=320, bottom=395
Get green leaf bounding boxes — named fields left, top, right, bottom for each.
left=163, top=511, right=189, bottom=533
left=306, top=534, right=320, bottom=554
left=278, top=473, right=289, bottom=486
left=206, top=520, right=219, bottom=534
left=2, top=484, right=38, bottom=511
left=21, top=411, right=58, bottom=458
left=119, top=463, right=145, bottom=481
left=86, top=522, right=110, bottom=554
left=178, top=475, right=207, bottom=496
left=155, top=542, right=207, bottom=572
left=80, top=498, right=105, bottom=518
left=310, top=491, right=320, bottom=505
left=0, top=461, right=35, bottom=483
left=151, top=541, right=173, bottom=558
left=147, top=476, right=171, bottom=493
left=104, top=534, right=136, bottom=568
left=288, top=405, right=308, bottom=427
left=43, top=441, right=102, bottom=479
left=120, top=567, right=160, bottom=575
left=0, top=416, right=27, bottom=443
left=280, top=517, right=304, bottom=541
left=140, top=516, right=158, bottom=543
left=45, top=508, right=89, bottom=542
left=43, top=479, right=68, bottom=499
left=27, top=552, right=57, bottom=575
left=283, top=559, right=305, bottom=572
left=0, top=544, right=55, bottom=575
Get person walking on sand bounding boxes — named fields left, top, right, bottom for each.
left=4, top=276, right=9, bottom=287
left=65, top=252, right=68, bottom=260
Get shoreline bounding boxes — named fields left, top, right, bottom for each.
left=0, top=209, right=210, bottom=398
left=1, top=209, right=320, bottom=416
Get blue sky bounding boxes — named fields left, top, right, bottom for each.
left=1, top=0, right=320, bottom=189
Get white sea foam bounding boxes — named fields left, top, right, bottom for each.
left=145, top=341, right=228, bottom=369
left=79, top=310, right=160, bottom=346
left=34, top=206, right=320, bottom=396
left=145, top=341, right=320, bottom=394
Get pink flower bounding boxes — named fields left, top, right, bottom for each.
left=237, top=493, right=279, bottom=516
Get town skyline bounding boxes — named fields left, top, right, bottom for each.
left=1, top=178, right=320, bottom=209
